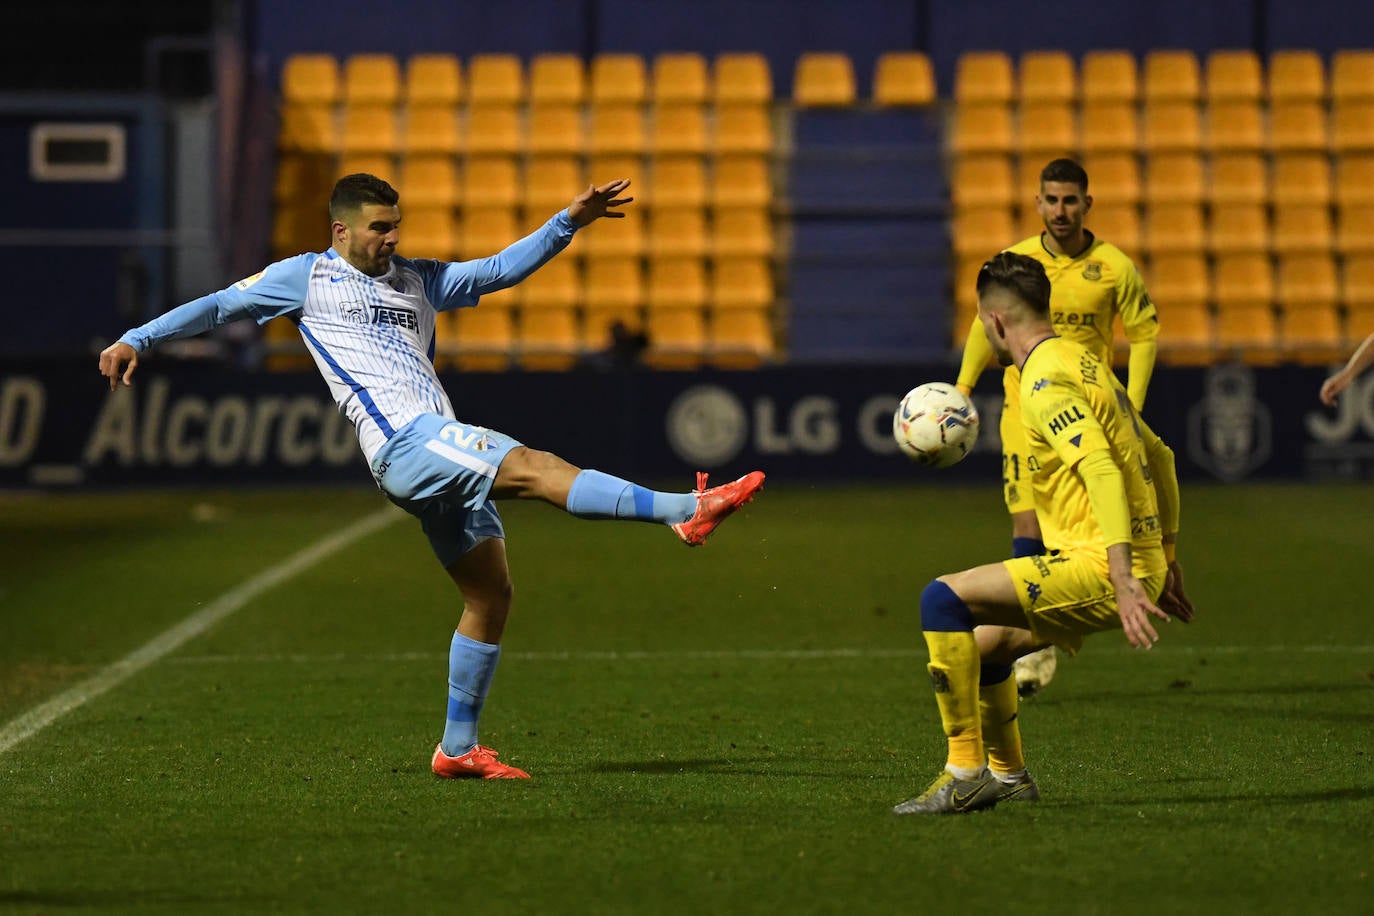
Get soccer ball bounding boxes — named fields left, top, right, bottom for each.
left=892, top=383, right=980, bottom=467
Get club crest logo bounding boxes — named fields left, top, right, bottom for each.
left=1082, top=261, right=1102, bottom=281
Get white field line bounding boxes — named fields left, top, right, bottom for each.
left=0, top=507, right=403, bottom=756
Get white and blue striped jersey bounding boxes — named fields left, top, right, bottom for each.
left=120, top=211, right=578, bottom=463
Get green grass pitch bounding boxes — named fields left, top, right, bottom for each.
left=1, top=481, right=1372, bottom=914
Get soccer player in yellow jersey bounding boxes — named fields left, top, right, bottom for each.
left=955, top=158, right=1160, bottom=697
left=894, top=252, right=1194, bottom=815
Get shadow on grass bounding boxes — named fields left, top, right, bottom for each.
left=1090, top=784, right=1374, bottom=808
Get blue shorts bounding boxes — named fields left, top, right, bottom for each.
left=369, top=414, right=523, bottom=565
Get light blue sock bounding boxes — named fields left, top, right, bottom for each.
left=441, top=632, right=501, bottom=756
left=565, top=469, right=696, bottom=524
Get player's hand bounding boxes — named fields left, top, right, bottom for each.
left=1113, top=573, right=1170, bottom=649
left=568, top=179, right=633, bottom=226
left=1157, top=560, right=1196, bottom=623
left=99, top=341, right=139, bottom=391
left=1319, top=372, right=1350, bottom=407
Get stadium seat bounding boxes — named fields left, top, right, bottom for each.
left=1270, top=153, right=1329, bottom=207
left=518, top=304, right=582, bottom=370
left=591, top=53, right=647, bottom=105
left=652, top=52, right=710, bottom=105
left=1337, top=205, right=1374, bottom=255
left=529, top=54, right=586, bottom=105
left=646, top=156, right=706, bottom=210
left=1335, top=153, right=1374, bottom=207
left=584, top=258, right=644, bottom=310
left=405, top=54, right=462, bottom=107
left=524, top=105, right=581, bottom=156
left=1209, top=203, right=1270, bottom=254
left=644, top=307, right=707, bottom=368
left=402, top=105, right=461, bottom=155
left=1154, top=300, right=1215, bottom=364
left=711, top=257, right=773, bottom=310
left=466, top=54, right=524, bottom=106
left=401, top=207, right=459, bottom=259
left=1143, top=50, right=1201, bottom=103
left=713, top=52, right=773, bottom=105
left=523, top=156, right=582, bottom=214
left=1078, top=102, right=1139, bottom=153
left=713, top=104, right=773, bottom=155
left=1209, top=153, right=1268, bottom=205
left=647, top=257, right=708, bottom=309
left=588, top=104, right=646, bottom=155
left=587, top=153, right=642, bottom=188
left=710, top=308, right=774, bottom=367
left=1270, top=101, right=1329, bottom=153
left=711, top=209, right=773, bottom=258
left=278, top=104, right=337, bottom=154
left=460, top=156, right=520, bottom=210
left=1147, top=252, right=1210, bottom=305
left=1213, top=253, right=1279, bottom=358
left=1332, top=101, right=1374, bottom=154
left=872, top=51, right=936, bottom=107
left=343, top=54, right=401, bottom=108
left=1342, top=255, right=1374, bottom=311
left=1019, top=50, right=1076, bottom=104
left=519, top=257, right=580, bottom=308
left=710, top=155, right=771, bottom=210
left=1081, top=152, right=1141, bottom=206
left=1017, top=156, right=1047, bottom=203
left=1278, top=252, right=1339, bottom=308
left=1142, top=101, right=1201, bottom=152
left=282, top=54, right=339, bottom=105
left=397, top=155, right=459, bottom=208
left=1087, top=206, right=1141, bottom=257
left=465, top=105, right=523, bottom=155
left=273, top=153, right=335, bottom=203
left=1080, top=50, right=1138, bottom=103
left=459, top=209, right=518, bottom=259
left=1272, top=204, right=1334, bottom=254
left=1143, top=152, right=1205, bottom=205
left=1018, top=102, right=1077, bottom=158
left=951, top=155, right=1015, bottom=210
left=1142, top=203, right=1205, bottom=256
left=337, top=153, right=394, bottom=183
left=954, top=51, right=1014, bottom=104
left=954, top=206, right=1016, bottom=258
left=1268, top=50, right=1325, bottom=104
left=583, top=304, right=646, bottom=351
left=575, top=209, right=645, bottom=257
left=949, top=104, right=1013, bottom=155
left=1332, top=50, right=1374, bottom=102
left=271, top=203, right=324, bottom=258
left=646, top=208, right=708, bottom=258
left=339, top=106, right=398, bottom=154
left=793, top=52, right=857, bottom=107
left=1345, top=302, right=1374, bottom=343
left=1207, top=101, right=1264, bottom=152
left=446, top=306, right=514, bottom=371
left=651, top=104, right=708, bottom=155
left=261, top=316, right=313, bottom=371
left=1204, top=49, right=1262, bottom=103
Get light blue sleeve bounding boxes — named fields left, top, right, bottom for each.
left=411, top=210, right=579, bottom=312
left=118, top=254, right=317, bottom=353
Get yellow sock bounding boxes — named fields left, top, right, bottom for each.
left=923, top=630, right=983, bottom=772
left=980, top=672, right=1025, bottom=775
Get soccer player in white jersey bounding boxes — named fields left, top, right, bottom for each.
left=99, top=173, right=765, bottom=780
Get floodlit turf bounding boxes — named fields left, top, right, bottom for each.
left=2, top=481, right=1372, bottom=914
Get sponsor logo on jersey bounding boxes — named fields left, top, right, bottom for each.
left=233, top=271, right=264, bottom=290
left=1031, top=378, right=1050, bottom=393
left=1024, top=580, right=1042, bottom=604
left=1047, top=405, right=1086, bottom=435
left=371, top=305, right=419, bottom=331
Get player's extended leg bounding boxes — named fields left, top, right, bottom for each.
left=974, top=625, right=1045, bottom=802
left=491, top=446, right=764, bottom=546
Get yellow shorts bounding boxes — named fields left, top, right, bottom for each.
left=1000, top=365, right=1035, bottom=515
left=1002, top=549, right=1166, bottom=655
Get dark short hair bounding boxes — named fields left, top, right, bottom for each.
left=1039, top=157, right=1088, bottom=192
left=976, top=251, right=1052, bottom=317
left=329, top=173, right=399, bottom=222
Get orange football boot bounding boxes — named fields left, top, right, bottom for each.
left=671, top=470, right=765, bottom=546
left=431, top=744, right=531, bottom=779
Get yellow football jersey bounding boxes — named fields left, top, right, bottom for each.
left=1019, top=335, right=1165, bottom=566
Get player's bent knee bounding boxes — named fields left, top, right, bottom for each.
left=920, top=579, right=974, bottom=632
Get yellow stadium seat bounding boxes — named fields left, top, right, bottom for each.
left=951, top=155, right=1015, bottom=210
left=583, top=304, right=646, bottom=351
left=872, top=51, right=936, bottom=107
left=1343, top=255, right=1374, bottom=310
left=1018, top=102, right=1077, bottom=157
left=1214, top=253, right=1278, bottom=357
left=651, top=104, right=708, bottom=155
left=529, top=54, right=585, bottom=106
left=1207, top=101, right=1264, bottom=152
left=337, top=153, right=394, bottom=183
left=1142, top=203, right=1204, bottom=256
left=1268, top=50, right=1325, bottom=104
left=526, top=104, right=585, bottom=156
left=403, top=106, right=461, bottom=155
left=1337, top=205, right=1374, bottom=255
left=1336, top=153, right=1374, bottom=207
left=576, top=211, right=645, bottom=258
left=587, top=154, right=641, bottom=187
left=710, top=308, right=775, bottom=367
left=645, top=156, right=707, bottom=209
left=1270, top=101, right=1329, bottom=152
left=523, top=156, right=582, bottom=214
left=1086, top=203, right=1141, bottom=257
left=460, top=156, right=520, bottom=209
left=401, top=207, right=459, bottom=259
left=1148, top=252, right=1210, bottom=305
left=1332, top=50, right=1374, bottom=102
left=1214, top=252, right=1274, bottom=305
left=447, top=306, right=514, bottom=372
left=1081, top=50, right=1137, bottom=103
left=1143, top=50, right=1201, bottom=103
left=1154, top=300, right=1215, bottom=364
left=588, top=103, right=645, bottom=155
left=520, top=257, right=581, bottom=308
left=343, top=54, right=401, bottom=107
left=713, top=52, right=772, bottom=105
left=646, top=208, right=708, bottom=258
left=405, top=54, right=462, bottom=107
left=274, top=153, right=335, bottom=203
left=1144, top=152, right=1205, bottom=205
left=1019, top=50, right=1076, bottom=104
left=954, top=51, right=1014, bottom=104
left=396, top=155, right=458, bottom=208
left=711, top=209, right=773, bottom=258
left=793, top=52, right=857, bottom=107
left=711, top=257, right=773, bottom=310
left=1209, top=203, right=1270, bottom=254
left=466, top=54, right=524, bottom=106
left=1283, top=300, right=1346, bottom=363
left=950, top=104, right=1013, bottom=155
left=953, top=255, right=987, bottom=314
left=647, top=257, right=708, bottom=309
left=1078, top=101, right=1138, bottom=154
left=584, top=258, right=644, bottom=310
left=1270, top=153, right=1329, bottom=207
left=653, top=52, right=709, bottom=105
left=459, top=209, right=518, bottom=259
left=1081, top=153, right=1141, bottom=206
left=1017, top=156, right=1047, bottom=204
left=518, top=304, right=583, bottom=370
left=1210, top=153, right=1268, bottom=205
left=1278, top=253, right=1338, bottom=307
left=591, top=53, right=647, bottom=104
left=953, top=206, right=1015, bottom=258
left=713, top=104, right=774, bottom=154
left=1204, top=49, right=1262, bottom=103
left=272, top=203, right=324, bottom=259
left=1142, top=101, right=1201, bottom=152
left=282, top=54, right=339, bottom=105
left=465, top=105, right=522, bottom=155
left=710, top=155, right=771, bottom=210
left=1272, top=204, right=1334, bottom=254
left=1333, top=101, right=1374, bottom=153
left=339, top=106, right=398, bottom=154
left=644, top=307, right=707, bottom=369
left=278, top=104, right=337, bottom=154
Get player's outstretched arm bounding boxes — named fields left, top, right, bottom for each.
left=98, top=341, right=139, bottom=390
left=567, top=178, right=633, bottom=226
left=1321, top=331, right=1374, bottom=406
